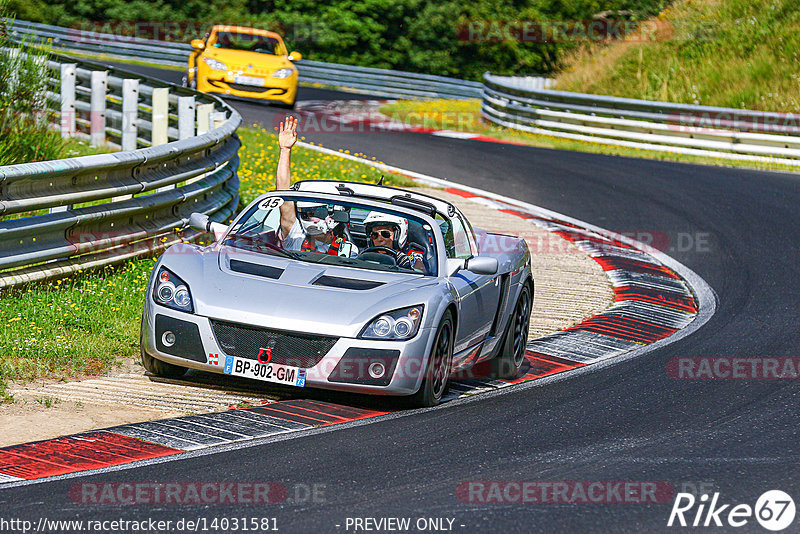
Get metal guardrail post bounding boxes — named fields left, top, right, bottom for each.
left=121, top=79, right=138, bottom=151
left=188, top=103, right=216, bottom=185
left=178, top=96, right=195, bottom=140
left=211, top=111, right=226, bottom=130
left=151, top=87, right=169, bottom=146
left=89, top=70, right=107, bottom=146
left=8, top=48, right=19, bottom=91
left=196, top=103, right=213, bottom=135
left=60, top=63, right=76, bottom=138
left=151, top=87, right=172, bottom=192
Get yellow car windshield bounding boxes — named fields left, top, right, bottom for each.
left=214, top=32, right=280, bottom=54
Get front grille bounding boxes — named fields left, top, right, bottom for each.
left=227, top=82, right=274, bottom=93
left=210, top=319, right=338, bottom=368
left=209, top=80, right=287, bottom=94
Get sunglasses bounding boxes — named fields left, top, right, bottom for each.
left=370, top=230, right=393, bottom=239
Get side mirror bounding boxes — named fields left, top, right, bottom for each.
left=465, top=256, right=498, bottom=275
left=288, top=51, right=302, bottom=61
left=190, top=39, right=205, bottom=50
left=189, top=212, right=227, bottom=241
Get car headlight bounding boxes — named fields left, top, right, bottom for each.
left=272, top=68, right=294, bottom=79
left=153, top=267, right=194, bottom=313
left=203, top=57, right=227, bottom=71
left=360, top=305, right=423, bottom=340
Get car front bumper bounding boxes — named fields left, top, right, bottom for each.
left=197, top=73, right=297, bottom=104
left=141, top=299, right=434, bottom=396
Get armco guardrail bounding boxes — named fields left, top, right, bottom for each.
left=0, top=51, right=241, bottom=288
left=295, top=60, right=482, bottom=99
left=482, top=73, right=800, bottom=166
left=9, top=19, right=191, bottom=67
left=9, top=19, right=482, bottom=100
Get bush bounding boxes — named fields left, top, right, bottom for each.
left=0, top=0, right=62, bottom=165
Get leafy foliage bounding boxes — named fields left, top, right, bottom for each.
left=0, top=0, right=62, bottom=164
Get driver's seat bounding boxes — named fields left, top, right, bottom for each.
left=406, top=222, right=435, bottom=274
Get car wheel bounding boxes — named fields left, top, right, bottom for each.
left=490, top=284, right=532, bottom=379
left=141, top=347, right=188, bottom=379
left=409, top=310, right=453, bottom=408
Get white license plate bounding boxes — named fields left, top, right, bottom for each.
left=233, top=75, right=265, bottom=87
left=223, top=355, right=305, bottom=387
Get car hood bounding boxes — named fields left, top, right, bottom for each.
left=160, top=245, right=440, bottom=338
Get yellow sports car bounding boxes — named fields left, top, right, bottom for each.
left=186, top=25, right=302, bottom=108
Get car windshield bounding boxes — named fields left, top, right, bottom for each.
left=225, top=195, right=438, bottom=276
left=213, top=31, right=280, bottom=54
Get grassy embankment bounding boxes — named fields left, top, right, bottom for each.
left=0, top=127, right=411, bottom=402
left=381, top=0, right=800, bottom=172
left=556, top=0, right=800, bottom=112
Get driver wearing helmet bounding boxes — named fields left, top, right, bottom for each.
left=274, top=116, right=358, bottom=257
left=363, top=211, right=424, bottom=271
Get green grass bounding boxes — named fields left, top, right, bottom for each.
left=0, top=260, right=154, bottom=402
left=0, top=126, right=415, bottom=401
left=555, top=0, right=800, bottom=113
left=236, top=126, right=415, bottom=206
left=61, top=137, right=117, bottom=158
left=380, top=99, right=800, bottom=173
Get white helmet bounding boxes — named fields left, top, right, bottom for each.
left=364, top=211, right=408, bottom=249
left=297, top=202, right=337, bottom=237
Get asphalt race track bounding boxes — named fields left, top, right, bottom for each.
left=2, top=63, right=799, bottom=532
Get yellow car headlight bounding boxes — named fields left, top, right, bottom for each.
left=203, top=57, right=228, bottom=71
left=272, top=68, right=294, bottom=79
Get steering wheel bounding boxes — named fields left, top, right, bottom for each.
left=359, top=246, right=400, bottom=266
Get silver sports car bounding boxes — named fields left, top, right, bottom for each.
left=141, top=181, right=533, bottom=406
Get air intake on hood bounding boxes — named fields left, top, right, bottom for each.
left=229, top=259, right=284, bottom=280
left=312, top=275, right=384, bottom=290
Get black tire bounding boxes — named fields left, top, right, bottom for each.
left=141, top=347, right=188, bottom=379
left=409, top=310, right=454, bottom=408
left=490, top=284, right=532, bottom=379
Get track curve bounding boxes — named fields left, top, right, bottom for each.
left=2, top=64, right=799, bottom=532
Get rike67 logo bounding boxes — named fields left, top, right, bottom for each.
left=668, top=490, right=796, bottom=531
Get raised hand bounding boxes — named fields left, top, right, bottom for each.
left=278, top=115, right=298, bottom=149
